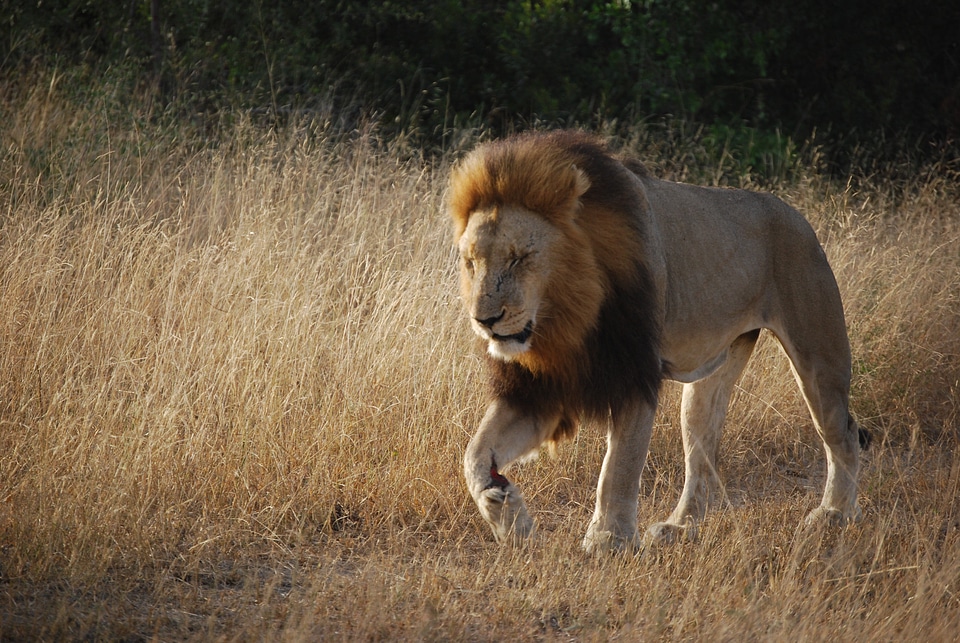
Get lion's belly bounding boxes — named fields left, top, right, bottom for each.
left=659, top=320, right=763, bottom=384
left=662, top=349, right=729, bottom=383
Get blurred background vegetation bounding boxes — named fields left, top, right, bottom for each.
left=2, top=0, right=958, bottom=167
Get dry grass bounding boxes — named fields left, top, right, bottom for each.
left=1, top=72, right=959, bottom=641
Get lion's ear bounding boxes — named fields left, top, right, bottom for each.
left=571, top=165, right=591, bottom=199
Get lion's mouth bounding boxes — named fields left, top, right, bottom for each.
left=492, top=320, right=534, bottom=345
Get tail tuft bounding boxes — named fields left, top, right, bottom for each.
left=852, top=415, right=872, bottom=450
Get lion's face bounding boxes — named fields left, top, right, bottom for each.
left=458, top=206, right=563, bottom=361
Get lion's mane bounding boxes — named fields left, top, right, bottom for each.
left=449, top=131, right=663, bottom=441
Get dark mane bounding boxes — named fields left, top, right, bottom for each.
left=487, top=267, right=662, bottom=435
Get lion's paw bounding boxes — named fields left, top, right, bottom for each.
left=479, top=485, right=534, bottom=543
left=643, top=521, right=697, bottom=548
left=803, top=504, right=862, bottom=528
left=582, top=526, right=641, bottom=556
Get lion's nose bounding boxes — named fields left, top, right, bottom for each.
left=475, top=311, right=505, bottom=329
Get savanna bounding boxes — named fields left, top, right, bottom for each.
left=1, top=72, right=959, bottom=641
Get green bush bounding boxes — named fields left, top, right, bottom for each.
left=3, top=0, right=957, bottom=162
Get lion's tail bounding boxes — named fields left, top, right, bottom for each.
left=851, top=414, right=871, bottom=450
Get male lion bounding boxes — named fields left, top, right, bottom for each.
left=448, top=131, right=866, bottom=553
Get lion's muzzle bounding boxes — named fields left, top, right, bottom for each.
left=492, top=320, right=534, bottom=344
left=484, top=320, right=534, bottom=360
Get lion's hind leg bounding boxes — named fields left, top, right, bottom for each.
left=772, top=305, right=862, bottom=526
left=784, top=348, right=862, bottom=526
left=795, top=383, right=861, bottom=526
left=645, top=330, right=760, bottom=547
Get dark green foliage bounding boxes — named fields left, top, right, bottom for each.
left=3, top=0, right=957, bottom=159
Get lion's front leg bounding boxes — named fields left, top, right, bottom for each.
left=464, top=399, right=558, bottom=544
left=583, top=401, right=656, bottom=555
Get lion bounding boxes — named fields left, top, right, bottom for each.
left=448, top=130, right=867, bottom=553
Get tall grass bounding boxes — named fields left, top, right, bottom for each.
left=1, top=71, right=958, bottom=640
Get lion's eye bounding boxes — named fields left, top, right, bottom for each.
left=508, top=254, right=527, bottom=270
left=463, top=257, right=475, bottom=274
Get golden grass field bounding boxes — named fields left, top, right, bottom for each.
left=1, top=73, right=959, bottom=640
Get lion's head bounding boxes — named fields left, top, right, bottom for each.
left=448, top=131, right=662, bottom=429
left=456, top=205, right=571, bottom=361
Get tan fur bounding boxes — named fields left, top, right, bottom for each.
left=451, top=131, right=863, bottom=552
